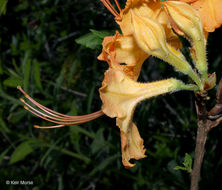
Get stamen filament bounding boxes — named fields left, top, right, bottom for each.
left=24, top=105, right=102, bottom=126
left=18, top=86, right=103, bottom=119
left=18, top=86, right=104, bottom=128
left=114, top=0, right=121, bottom=12
left=105, top=0, right=119, bottom=15
left=18, top=86, right=80, bottom=118
left=100, top=0, right=120, bottom=19
left=20, top=98, right=103, bottom=122
left=34, top=125, right=65, bottom=129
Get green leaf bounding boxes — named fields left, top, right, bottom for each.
left=53, top=67, right=65, bottom=96
left=44, top=144, right=91, bottom=164
left=89, top=154, right=119, bottom=176
left=7, top=109, right=27, bottom=123
left=75, top=32, right=103, bottom=49
left=10, top=139, right=41, bottom=164
left=0, top=83, right=20, bottom=104
left=0, top=108, right=11, bottom=133
left=22, top=51, right=31, bottom=92
left=174, top=166, right=187, bottom=171
left=91, top=128, right=105, bottom=154
left=33, top=59, right=43, bottom=90
left=0, top=57, right=3, bottom=75
left=174, top=153, right=192, bottom=173
left=0, top=116, right=10, bottom=133
left=90, top=29, right=114, bottom=39
left=0, top=146, right=12, bottom=164
left=40, top=134, right=69, bottom=167
left=87, top=84, right=95, bottom=113
left=3, top=77, right=22, bottom=88
left=75, top=29, right=114, bottom=49
left=183, top=153, right=192, bottom=172
left=0, top=0, right=8, bottom=15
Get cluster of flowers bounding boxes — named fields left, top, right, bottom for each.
left=19, top=0, right=222, bottom=168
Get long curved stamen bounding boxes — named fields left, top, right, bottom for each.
left=23, top=106, right=101, bottom=125
left=18, top=86, right=104, bottom=128
left=18, top=86, right=103, bottom=119
left=18, top=86, right=84, bottom=118
left=100, top=0, right=121, bottom=20
left=20, top=98, right=102, bottom=122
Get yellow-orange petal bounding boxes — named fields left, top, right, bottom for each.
left=99, top=68, right=192, bottom=168
left=98, top=31, right=148, bottom=80
left=192, top=0, right=222, bottom=32
left=179, top=0, right=222, bottom=32
left=116, top=0, right=182, bottom=49
left=119, top=121, right=146, bottom=169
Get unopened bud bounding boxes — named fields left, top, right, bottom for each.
left=163, top=1, right=208, bottom=82
left=131, top=11, right=168, bottom=58
left=131, top=10, right=203, bottom=89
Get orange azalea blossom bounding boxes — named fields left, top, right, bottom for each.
left=101, top=0, right=182, bottom=48
left=100, top=0, right=203, bottom=89
left=18, top=75, right=198, bottom=169
left=97, top=31, right=148, bottom=80
left=99, top=67, right=197, bottom=168
left=119, top=0, right=181, bottom=49
left=98, top=0, right=181, bottom=83
left=19, top=0, right=218, bottom=169
left=177, top=0, right=222, bottom=32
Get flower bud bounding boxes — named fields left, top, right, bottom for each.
left=131, top=10, right=203, bottom=89
left=131, top=10, right=169, bottom=59
left=163, top=1, right=208, bottom=82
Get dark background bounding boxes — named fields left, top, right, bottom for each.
left=1, top=0, right=222, bottom=189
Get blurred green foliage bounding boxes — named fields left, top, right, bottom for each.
left=0, top=0, right=222, bottom=189
left=0, top=0, right=8, bottom=16
left=174, top=153, right=192, bottom=173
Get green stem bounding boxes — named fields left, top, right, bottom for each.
left=180, top=84, right=199, bottom=91
left=166, top=52, right=203, bottom=90
left=193, top=40, right=208, bottom=82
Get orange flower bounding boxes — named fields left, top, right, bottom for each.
left=178, top=0, right=222, bottom=32
left=99, top=67, right=197, bottom=168
left=18, top=69, right=198, bottom=169
left=97, top=31, right=148, bottom=80
left=19, top=0, right=213, bottom=169
left=101, top=0, right=182, bottom=48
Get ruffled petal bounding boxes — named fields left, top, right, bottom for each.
left=98, top=31, right=148, bottom=80
left=118, top=120, right=146, bottom=168
left=99, top=68, right=185, bottom=168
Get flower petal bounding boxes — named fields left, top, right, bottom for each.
left=99, top=68, right=192, bottom=168
left=117, top=0, right=181, bottom=49
left=182, top=0, right=222, bottom=32
left=118, top=120, right=146, bottom=168
left=98, top=31, right=148, bottom=80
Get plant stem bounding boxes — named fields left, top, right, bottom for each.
left=191, top=77, right=222, bottom=190
left=190, top=123, right=207, bottom=190
left=190, top=91, right=209, bottom=190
